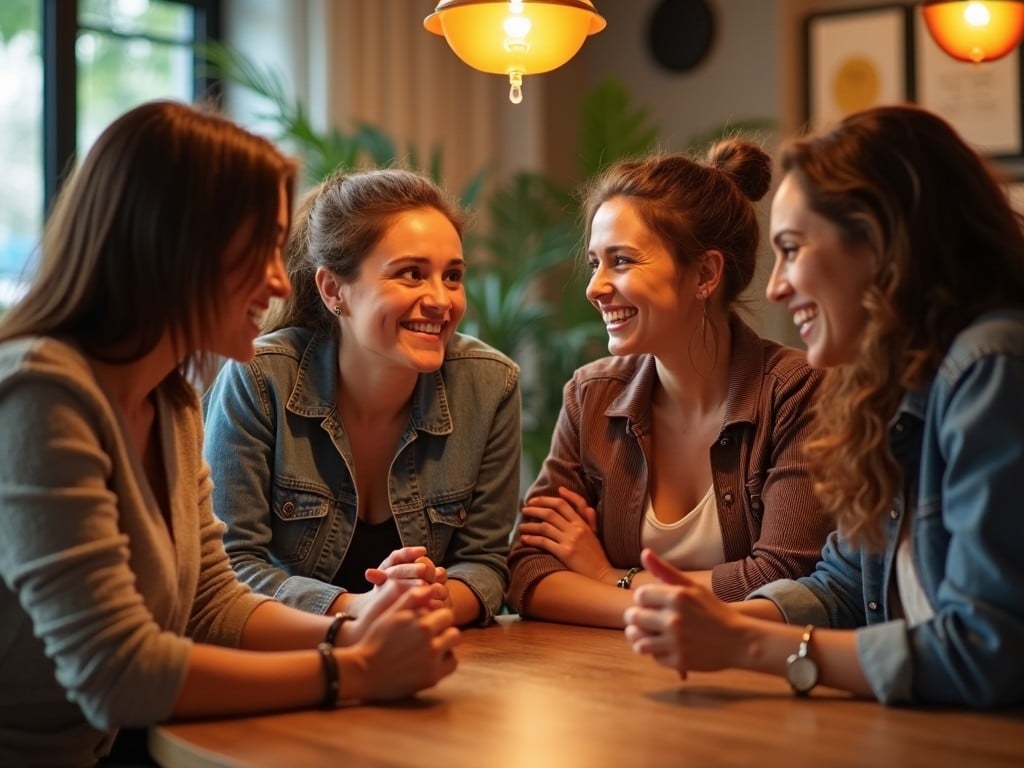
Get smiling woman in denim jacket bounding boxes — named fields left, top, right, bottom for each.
left=203, top=169, right=521, bottom=627
left=625, top=105, right=1024, bottom=707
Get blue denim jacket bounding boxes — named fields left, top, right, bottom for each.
left=751, top=309, right=1024, bottom=707
left=202, top=328, right=521, bottom=624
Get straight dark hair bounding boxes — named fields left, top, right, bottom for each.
left=0, top=100, right=298, bottom=402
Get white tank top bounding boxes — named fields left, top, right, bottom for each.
left=641, top=484, right=726, bottom=570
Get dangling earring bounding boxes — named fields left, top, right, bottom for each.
left=698, top=292, right=712, bottom=348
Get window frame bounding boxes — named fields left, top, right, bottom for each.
left=41, top=0, right=221, bottom=212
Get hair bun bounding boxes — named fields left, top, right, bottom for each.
left=707, top=139, right=772, bottom=202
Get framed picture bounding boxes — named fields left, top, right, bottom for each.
left=805, top=5, right=913, bottom=131
left=914, top=14, right=1024, bottom=167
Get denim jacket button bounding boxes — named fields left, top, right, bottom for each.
left=458, top=508, right=467, bottom=522
left=282, top=501, right=295, bottom=515
left=723, top=492, right=734, bottom=505
left=868, top=601, right=880, bottom=611
left=889, top=509, right=899, bottom=519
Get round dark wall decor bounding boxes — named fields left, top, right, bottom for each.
left=647, top=0, right=715, bottom=73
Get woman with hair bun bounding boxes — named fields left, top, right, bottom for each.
left=507, top=141, right=832, bottom=628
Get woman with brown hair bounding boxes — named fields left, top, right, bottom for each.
left=625, top=105, right=1024, bottom=707
left=0, top=102, right=458, bottom=766
left=507, top=141, right=832, bottom=628
left=203, top=168, right=521, bottom=629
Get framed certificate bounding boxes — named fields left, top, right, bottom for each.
left=805, top=6, right=914, bottom=132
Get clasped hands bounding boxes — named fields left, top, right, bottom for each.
left=623, top=548, right=746, bottom=679
left=338, top=546, right=453, bottom=644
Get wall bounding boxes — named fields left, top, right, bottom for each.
left=224, top=0, right=929, bottom=347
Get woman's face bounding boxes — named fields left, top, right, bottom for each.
left=214, top=183, right=292, bottom=362
left=767, top=174, right=875, bottom=368
left=337, top=206, right=465, bottom=374
left=585, top=196, right=700, bottom=359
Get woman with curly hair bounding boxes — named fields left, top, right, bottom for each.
left=624, top=105, right=1024, bottom=708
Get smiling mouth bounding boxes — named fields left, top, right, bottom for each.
left=601, top=308, right=637, bottom=326
left=792, top=306, right=818, bottom=333
left=403, top=320, right=444, bottom=335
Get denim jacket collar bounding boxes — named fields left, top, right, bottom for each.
left=285, top=332, right=453, bottom=436
left=603, top=313, right=765, bottom=434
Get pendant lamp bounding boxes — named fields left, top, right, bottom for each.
left=921, top=1, right=1024, bottom=63
left=424, top=0, right=607, bottom=104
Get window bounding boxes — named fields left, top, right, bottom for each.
left=0, top=0, right=219, bottom=310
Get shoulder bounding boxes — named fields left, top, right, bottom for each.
left=941, top=309, right=1024, bottom=378
left=732, top=315, right=819, bottom=388
left=232, top=326, right=316, bottom=387
left=0, top=336, right=118, bottom=441
left=252, top=326, right=314, bottom=363
left=444, top=333, right=520, bottom=377
left=0, top=336, right=101, bottom=401
left=759, top=336, right=822, bottom=389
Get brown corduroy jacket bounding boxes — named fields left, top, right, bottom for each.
left=507, top=314, right=833, bottom=609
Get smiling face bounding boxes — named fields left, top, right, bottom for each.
left=585, top=196, right=700, bottom=359
left=767, top=174, right=876, bottom=368
left=336, top=206, right=465, bottom=374
left=212, top=182, right=292, bottom=362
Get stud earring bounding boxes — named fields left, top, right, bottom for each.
left=333, top=304, right=343, bottom=316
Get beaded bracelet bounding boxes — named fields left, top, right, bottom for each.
left=324, top=611, right=353, bottom=646
left=316, top=642, right=339, bottom=709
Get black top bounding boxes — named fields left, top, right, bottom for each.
left=331, top=517, right=403, bottom=592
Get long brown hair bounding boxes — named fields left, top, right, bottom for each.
left=263, top=168, right=465, bottom=337
left=781, top=105, right=1024, bottom=547
left=0, top=100, right=298, bottom=402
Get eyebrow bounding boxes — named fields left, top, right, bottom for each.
left=392, top=255, right=466, bottom=267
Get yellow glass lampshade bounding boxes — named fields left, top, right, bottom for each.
left=921, top=1, right=1024, bottom=63
left=424, top=0, right=606, bottom=103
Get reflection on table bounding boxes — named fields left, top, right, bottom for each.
left=150, top=614, right=1024, bottom=768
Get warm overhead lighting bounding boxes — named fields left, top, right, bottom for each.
left=921, top=1, right=1024, bottom=63
left=424, top=0, right=606, bottom=104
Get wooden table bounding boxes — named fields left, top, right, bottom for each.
left=150, top=615, right=1024, bottom=767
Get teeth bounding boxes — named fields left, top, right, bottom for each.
left=602, top=308, right=636, bottom=324
left=405, top=321, right=443, bottom=334
left=793, top=306, right=818, bottom=327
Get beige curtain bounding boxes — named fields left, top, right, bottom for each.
left=315, top=0, right=545, bottom=196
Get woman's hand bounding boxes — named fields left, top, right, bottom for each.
left=342, top=548, right=450, bottom=639
left=347, top=585, right=460, bottom=701
left=518, top=486, right=611, bottom=581
left=623, top=549, right=746, bottom=679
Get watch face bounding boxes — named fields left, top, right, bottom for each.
left=786, top=653, right=819, bottom=693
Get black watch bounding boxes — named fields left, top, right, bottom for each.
left=785, top=625, right=819, bottom=696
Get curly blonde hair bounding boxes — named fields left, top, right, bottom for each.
left=779, top=106, right=1024, bottom=548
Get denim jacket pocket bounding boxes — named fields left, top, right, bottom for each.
left=424, top=498, right=470, bottom=555
left=270, top=481, right=332, bottom=565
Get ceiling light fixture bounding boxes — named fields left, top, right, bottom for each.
left=921, top=1, right=1024, bottom=63
left=424, top=0, right=607, bottom=104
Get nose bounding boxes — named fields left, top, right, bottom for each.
left=765, top=257, right=789, bottom=304
left=421, top=277, right=452, bottom=315
left=585, top=263, right=611, bottom=304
